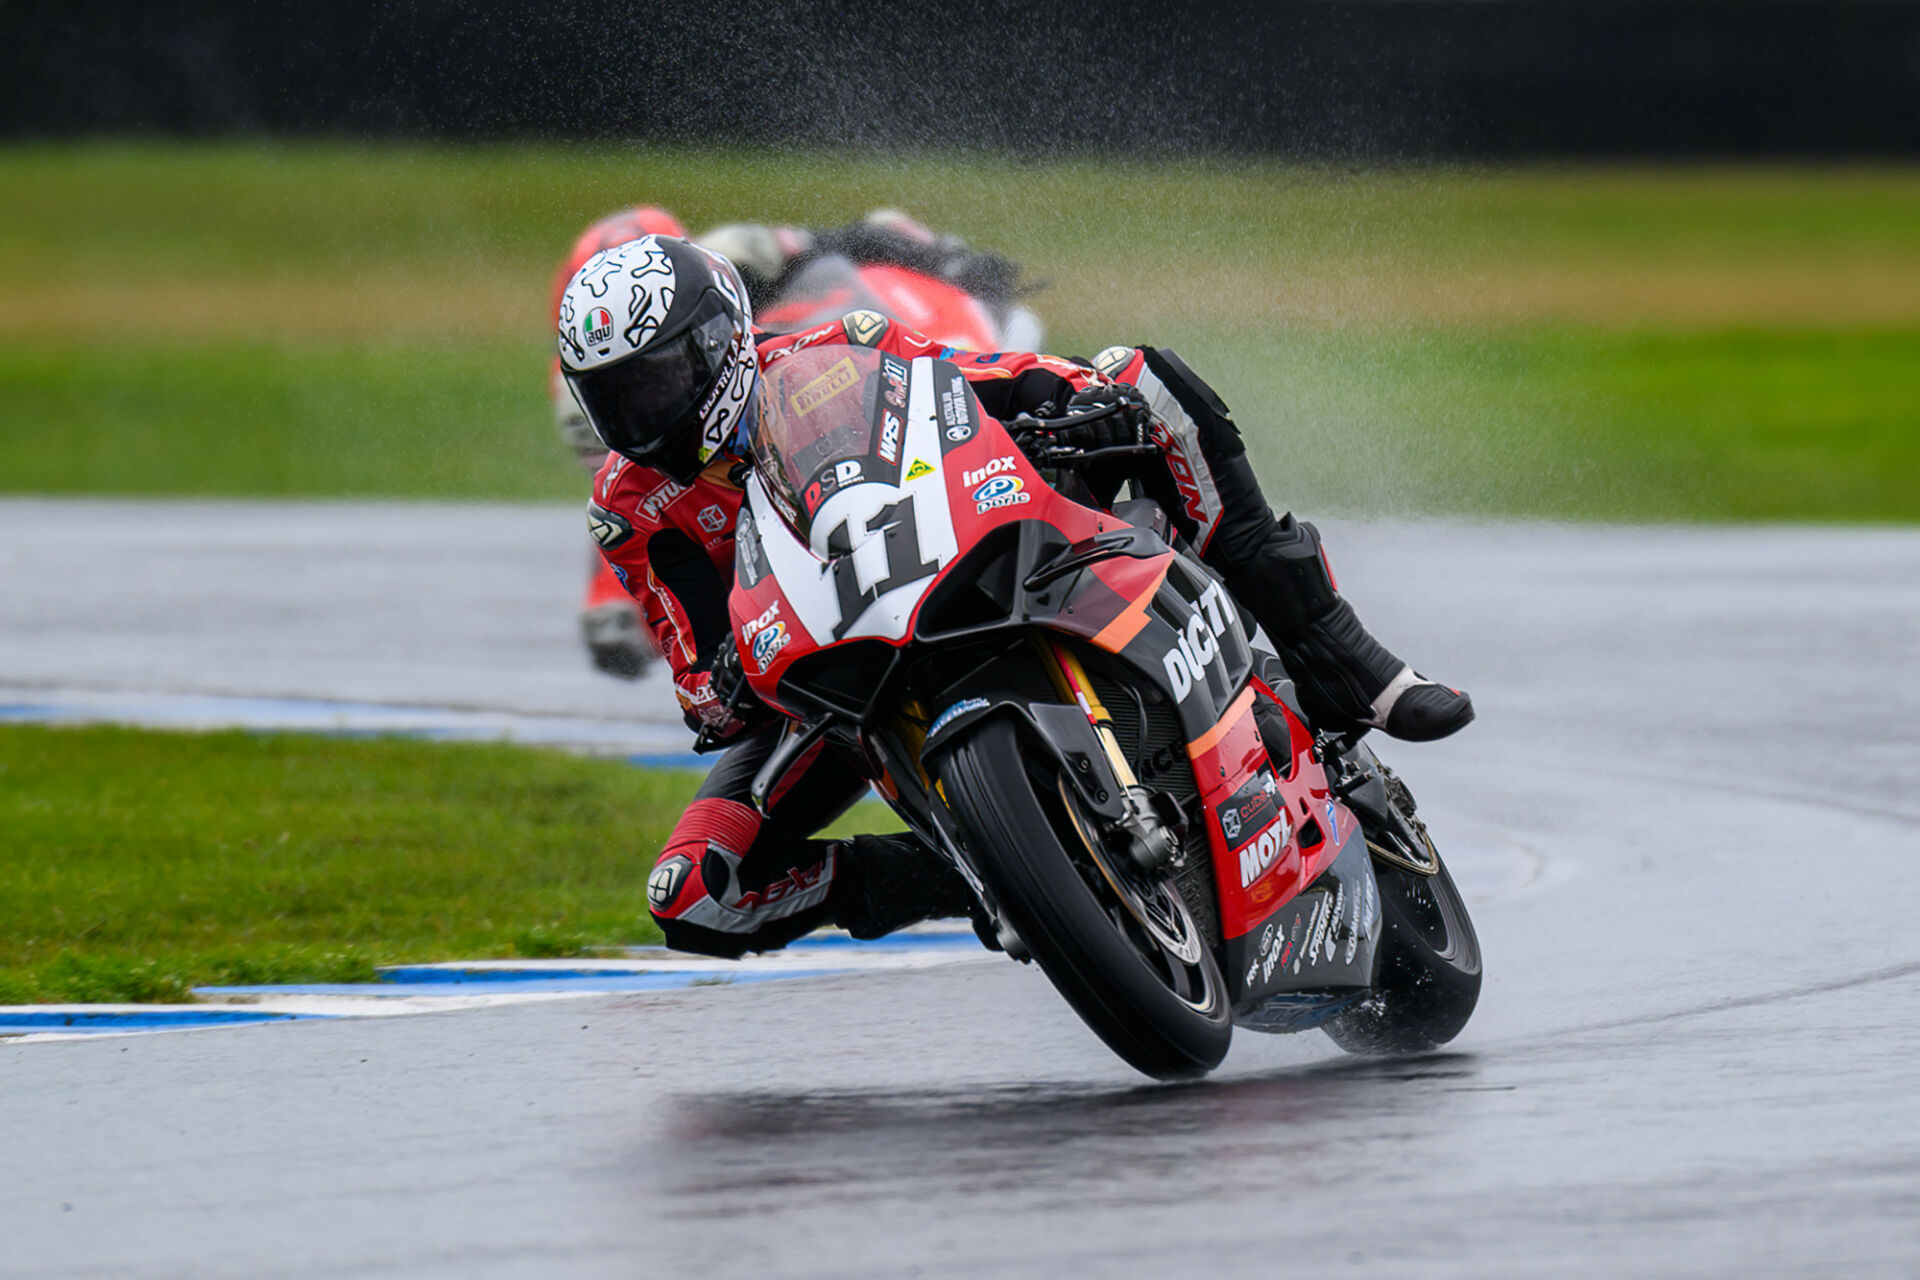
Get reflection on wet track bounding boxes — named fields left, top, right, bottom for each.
left=668, top=1054, right=1488, bottom=1207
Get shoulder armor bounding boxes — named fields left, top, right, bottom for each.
left=842, top=309, right=890, bottom=346
left=1092, top=345, right=1136, bottom=377
left=586, top=501, right=635, bottom=550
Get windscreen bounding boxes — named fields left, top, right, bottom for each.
left=750, top=345, right=906, bottom=540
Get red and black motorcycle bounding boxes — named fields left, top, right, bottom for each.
left=726, top=345, right=1481, bottom=1079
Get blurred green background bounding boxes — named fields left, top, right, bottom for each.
left=3, top=142, right=1918, bottom=520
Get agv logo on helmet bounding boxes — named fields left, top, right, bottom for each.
left=582, top=308, right=614, bottom=348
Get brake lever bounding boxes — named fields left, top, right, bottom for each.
left=1065, top=444, right=1161, bottom=463
left=1020, top=442, right=1162, bottom=466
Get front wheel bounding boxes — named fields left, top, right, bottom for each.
left=1322, top=851, right=1482, bottom=1055
left=938, top=716, right=1231, bottom=1080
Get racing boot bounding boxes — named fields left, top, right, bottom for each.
left=829, top=833, right=977, bottom=940
left=1282, top=595, right=1475, bottom=742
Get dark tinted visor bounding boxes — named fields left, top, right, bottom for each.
left=565, top=292, right=735, bottom=465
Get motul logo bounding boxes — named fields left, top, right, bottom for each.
left=1161, top=581, right=1232, bottom=700
left=1237, top=813, right=1295, bottom=888
left=641, top=479, right=687, bottom=520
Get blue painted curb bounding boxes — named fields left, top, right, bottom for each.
left=376, top=965, right=668, bottom=984
left=626, top=751, right=712, bottom=770
left=0, top=1009, right=327, bottom=1033
left=195, top=968, right=848, bottom=997
left=782, top=931, right=985, bottom=952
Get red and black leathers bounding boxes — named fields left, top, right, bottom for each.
left=595, top=311, right=1470, bottom=956
left=642, top=724, right=971, bottom=957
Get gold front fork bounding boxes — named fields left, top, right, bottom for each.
left=1037, top=636, right=1141, bottom=790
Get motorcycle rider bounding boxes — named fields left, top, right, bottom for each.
left=558, top=235, right=1473, bottom=958
left=552, top=207, right=1036, bottom=677
left=551, top=206, right=691, bottom=677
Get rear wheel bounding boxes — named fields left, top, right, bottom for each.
left=938, top=715, right=1231, bottom=1079
left=1322, top=849, right=1481, bottom=1055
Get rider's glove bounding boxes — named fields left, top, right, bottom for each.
left=1046, top=384, right=1153, bottom=452
left=694, top=641, right=774, bottom=742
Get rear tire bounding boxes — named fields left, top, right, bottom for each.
left=1322, top=853, right=1482, bottom=1054
left=939, top=716, right=1231, bottom=1079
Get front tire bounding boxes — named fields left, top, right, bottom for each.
left=938, top=716, right=1232, bottom=1080
left=1322, top=852, right=1482, bottom=1054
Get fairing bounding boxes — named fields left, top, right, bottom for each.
left=758, top=255, right=1003, bottom=352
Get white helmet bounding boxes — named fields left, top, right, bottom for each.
left=558, top=235, right=757, bottom=484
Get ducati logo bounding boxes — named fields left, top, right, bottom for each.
left=1161, top=580, right=1232, bottom=700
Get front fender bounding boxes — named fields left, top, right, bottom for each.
left=920, top=695, right=1128, bottom=824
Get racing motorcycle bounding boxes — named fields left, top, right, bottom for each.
left=722, top=345, right=1481, bottom=1079
left=756, top=250, right=1044, bottom=353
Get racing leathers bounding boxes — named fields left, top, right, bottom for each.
left=594, top=311, right=1472, bottom=958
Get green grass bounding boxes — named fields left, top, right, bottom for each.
left=0, top=725, right=697, bottom=1003
left=1213, top=326, right=1920, bottom=521
left=4, top=142, right=1919, bottom=518
left=7, top=144, right=1918, bottom=289
left=9, top=327, right=1912, bottom=518
left=0, top=341, right=578, bottom=499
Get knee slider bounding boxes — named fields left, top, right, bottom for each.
left=646, top=850, right=701, bottom=924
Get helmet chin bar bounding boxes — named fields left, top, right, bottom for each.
left=654, top=436, right=709, bottom=487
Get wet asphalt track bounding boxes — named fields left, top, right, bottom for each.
left=3, top=500, right=1918, bottom=1278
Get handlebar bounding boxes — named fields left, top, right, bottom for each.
left=1008, top=403, right=1161, bottom=469
left=1027, top=443, right=1163, bottom=466
left=1004, top=401, right=1126, bottom=435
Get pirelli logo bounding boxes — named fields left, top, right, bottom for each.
left=789, top=357, right=860, bottom=417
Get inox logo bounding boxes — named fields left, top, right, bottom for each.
left=962, top=455, right=1018, bottom=488
left=1160, top=581, right=1233, bottom=700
